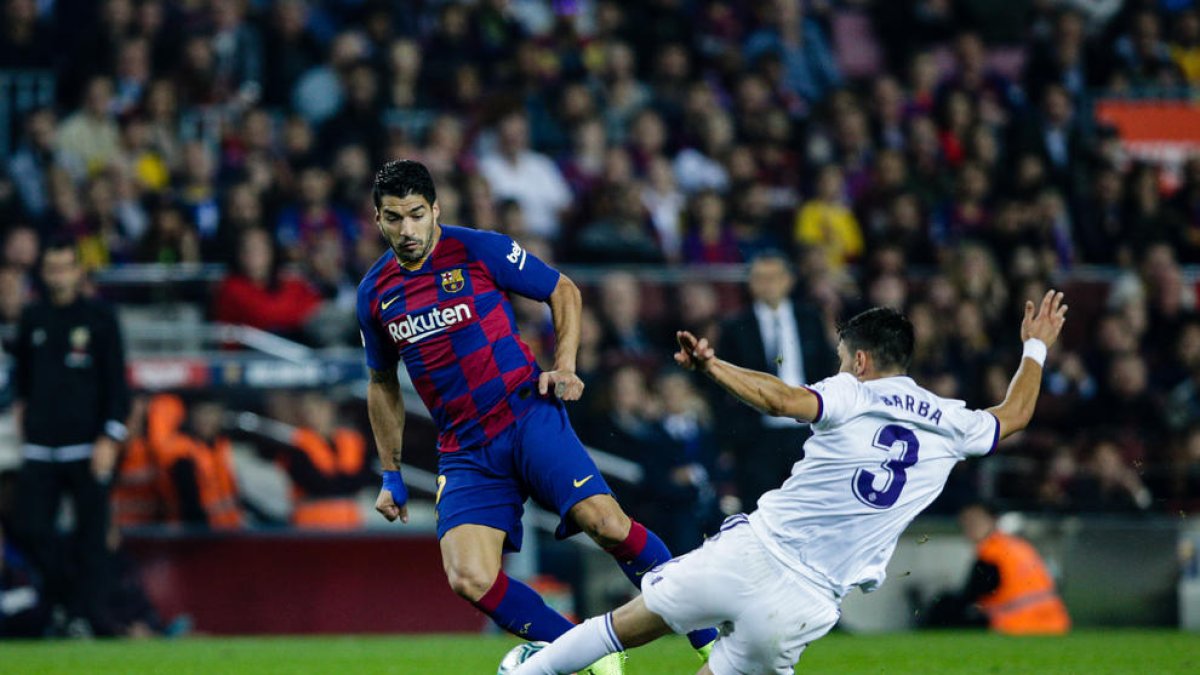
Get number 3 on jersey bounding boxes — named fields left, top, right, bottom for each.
left=852, top=424, right=920, bottom=509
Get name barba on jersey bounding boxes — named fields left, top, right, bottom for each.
left=880, top=393, right=943, bottom=425
left=387, top=303, right=473, bottom=344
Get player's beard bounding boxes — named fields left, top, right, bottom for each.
left=391, top=233, right=431, bottom=263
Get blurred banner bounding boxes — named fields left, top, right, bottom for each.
left=1095, top=100, right=1200, bottom=188
left=126, top=532, right=483, bottom=634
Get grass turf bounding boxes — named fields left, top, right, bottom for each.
left=3, top=630, right=1197, bottom=674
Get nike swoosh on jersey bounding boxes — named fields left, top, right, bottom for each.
left=406, top=326, right=449, bottom=343
left=573, top=475, right=594, bottom=488
left=381, top=296, right=399, bottom=310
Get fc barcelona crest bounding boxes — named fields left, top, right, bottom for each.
left=440, top=268, right=465, bottom=293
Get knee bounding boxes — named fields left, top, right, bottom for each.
left=445, top=563, right=498, bottom=603
left=575, top=500, right=631, bottom=548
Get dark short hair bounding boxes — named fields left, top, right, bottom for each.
left=41, top=234, right=77, bottom=262
left=748, top=249, right=793, bottom=273
left=960, top=502, right=998, bottom=519
left=837, top=307, right=914, bottom=372
left=372, top=159, right=437, bottom=209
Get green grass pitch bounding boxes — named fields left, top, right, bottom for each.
left=4, top=630, right=1197, bottom=674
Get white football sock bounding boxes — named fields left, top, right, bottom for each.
left=514, top=613, right=624, bottom=675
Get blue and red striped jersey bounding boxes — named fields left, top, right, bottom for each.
left=357, top=225, right=560, bottom=453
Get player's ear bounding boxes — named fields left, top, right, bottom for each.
left=431, top=200, right=440, bottom=222
left=854, top=349, right=869, bottom=378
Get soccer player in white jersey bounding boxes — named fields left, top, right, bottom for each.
left=513, top=291, right=1068, bottom=675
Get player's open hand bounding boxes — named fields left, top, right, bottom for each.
left=376, top=488, right=409, bottom=524
left=539, top=370, right=584, bottom=401
left=1021, top=289, right=1068, bottom=348
left=675, top=331, right=716, bottom=372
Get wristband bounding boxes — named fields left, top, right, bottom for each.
left=1022, top=338, right=1047, bottom=367
left=382, top=470, right=408, bottom=505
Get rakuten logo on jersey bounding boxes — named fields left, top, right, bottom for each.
left=387, top=303, right=473, bottom=343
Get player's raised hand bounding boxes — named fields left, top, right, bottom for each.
left=376, top=487, right=409, bottom=524
left=675, top=331, right=716, bottom=372
left=1020, top=289, right=1068, bottom=348
left=539, top=370, right=584, bottom=401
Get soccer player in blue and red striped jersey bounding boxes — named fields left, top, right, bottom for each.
left=359, top=160, right=717, bottom=670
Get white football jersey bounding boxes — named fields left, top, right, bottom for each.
left=748, top=372, right=999, bottom=598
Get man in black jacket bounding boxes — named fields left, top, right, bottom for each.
left=11, top=237, right=130, bottom=636
left=716, top=251, right=836, bottom=508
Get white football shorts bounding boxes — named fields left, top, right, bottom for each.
left=642, top=514, right=842, bottom=675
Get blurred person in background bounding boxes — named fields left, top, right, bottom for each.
left=275, top=165, right=359, bottom=263
left=716, top=251, right=836, bottom=508
left=795, top=164, right=864, bottom=270
left=574, top=182, right=665, bottom=264
left=479, top=109, right=572, bottom=242
left=10, top=237, right=130, bottom=636
left=277, top=391, right=372, bottom=530
left=635, top=371, right=721, bottom=553
left=56, top=76, right=121, bottom=179
left=212, top=227, right=322, bottom=342
left=579, top=364, right=658, bottom=463
left=921, top=503, right=1070, bottom=635
left=8, top=107, right=58, bottom=222
left=597, top=271, right=659, bottom=369
left=136, top=198, right=199, bottom=265
left=681, top=190, right=740, bottom=265
left=1066, top=439, right=1152, bottom=513
left=150, top=393, right=242, bottom=530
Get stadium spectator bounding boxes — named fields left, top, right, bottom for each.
left=715, top=251, right=836, bottom=508
left=478, top=110, right=572, bottom=242
left=634, top=371, right=721, bottom=553
left=10, top=237, right=130, bottom=636
left=596, top=271, right=658, bottom=369
left=212, top=227, right=322, bottom=341
left=8, top=108, right=57, bottom=221
left=0, top=265, right=30, bottom=353
left=742, top=0, right=842, bottom=107
left=277, top=392, right=371, bottom=530
left=672, top=111, right=733, bottom=195
left=682, top=191, right=740, bottom=265
left=795, top=164, right=864, bottom=269
left=573, top=182, right=664, bottom=264
left=0, top=0, right=53, bottom=69
left=56, top=77, right=121, bottom=180
left=136, top=198, right=199, bottom=265
left=921, top=503, right=1070, bottom=635
left=1067, top=439, right=1153, bottom=513
left=578, top=364, right=655, bottom=462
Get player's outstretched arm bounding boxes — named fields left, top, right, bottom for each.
left=987, top=290, right=1068, bottom=441
left=539, top=274, right=585, bottom=401
left=675, top=331, right=820, bottom=422
left=368, top=366, right=409, bottom=523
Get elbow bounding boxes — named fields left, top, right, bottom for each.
left=555, top=274, right=582, bottom=305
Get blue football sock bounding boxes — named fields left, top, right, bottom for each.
left=472, top=571, right=575, bottom=642
left=605, top=520, right=719, bottom=650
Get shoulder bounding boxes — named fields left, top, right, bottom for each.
left=357, top=252, right=395, bottom=298
left=442, top=225, right=516, bottom=260
left=82, top=297, right=118, bottom=320
left=720, top=310, right=757, bottom=334
left=441, top=224, right=504, bottom=247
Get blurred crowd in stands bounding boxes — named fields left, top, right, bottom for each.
left=0, top=0, right=1199, bottom=568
